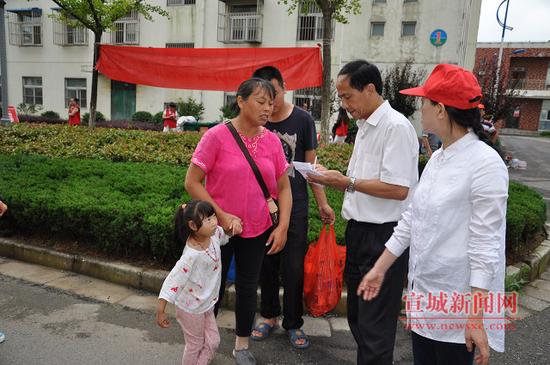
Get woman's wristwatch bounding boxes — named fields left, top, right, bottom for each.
left=346, top=177, right=356, bottom=193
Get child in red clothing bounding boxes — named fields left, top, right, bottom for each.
left=163, top=102, right=179, bottom=132
left=68, top=98, right=81, bottom=126
left=332, top=107, right=349, bottom=144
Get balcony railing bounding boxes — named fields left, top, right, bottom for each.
left=509, top=79, right=550, bottom=90
left=218, top=12, right=263, bottom=43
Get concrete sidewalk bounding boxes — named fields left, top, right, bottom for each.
left=0, top=256, right=416, bottom=364
left=0, top=256, right=346, bottom=339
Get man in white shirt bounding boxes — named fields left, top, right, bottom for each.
left=308, top=60, right=419, bottom=365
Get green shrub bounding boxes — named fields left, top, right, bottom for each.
left=541, top=131, right=550, bottom=138
left=131, top=111, right=153, bottom=122
left=153, top=111, right=164, bottom=124
left=177, top=97, right=205, bottom=121
left=1, top=124, right=546, bottom=260
left=0, top=153, right=187, bottom=260
left=219, top=104, right=238, bottom=121
left=41, top=110, right=60, bottom=119
left=82, top=111, right=106, bottom=123
left=506, top=182, right=547, bottom=257
left=0, top=123, right=201, bottom=165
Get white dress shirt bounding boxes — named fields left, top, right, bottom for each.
left=159, top=227, right=229, bottom=314
left=385, top=131, right=508, bottom=352
left=342, top=100, right=419, bottom=223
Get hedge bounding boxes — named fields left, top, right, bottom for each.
left=0, top=123, right=200, bottom=165
left=0, top=153, right=187, bottom=260
left=506, top=181, right=547, bottom=257
left=0, top=124, right=546, bottom=262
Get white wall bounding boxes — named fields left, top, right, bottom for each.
left=4, top=0, right=481, bottom=125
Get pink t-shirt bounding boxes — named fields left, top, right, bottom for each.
left=191, top=124, right=289, bottom=238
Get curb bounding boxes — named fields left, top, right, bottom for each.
left=2, top=225, right=549, bottom=317
left=506, top=223, right=550, bottom=289
left=0, top=237, right=349, bottom=315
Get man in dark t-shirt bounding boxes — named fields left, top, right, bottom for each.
left=251, top=66, right=335, bottom=349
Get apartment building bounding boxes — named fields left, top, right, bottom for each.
left=3, top=0, right=481, bottom=125
left=475, top=42, right=550, bottom=131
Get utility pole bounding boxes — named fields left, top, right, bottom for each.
left=494, top=0, right=512, bottom=97
left=0, top=0, right=10, bottom=125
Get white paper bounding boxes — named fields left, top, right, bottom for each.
left=292, top=161, right=324, bottom=179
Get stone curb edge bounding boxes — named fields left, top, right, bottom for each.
left=1, top=223, right=549, bottom=317
left=505, top=223, right=550, bottom=292
left=0, top=237, right=348, bottom=315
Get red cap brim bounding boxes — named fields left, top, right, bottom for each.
left=399, top=86, right=426, bottom=97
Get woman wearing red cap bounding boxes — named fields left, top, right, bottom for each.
left=357, top=64, right=508, bottom=365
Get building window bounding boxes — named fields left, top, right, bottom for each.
left=7, top=9, right=42, bottom=46
left=167, top=0, right=196, bottom=5
left=52, top=12, right=88, bottom=46
left=404, top=0, right=418, bottom=3
left=224, top=92, right=237, bottom=107
left=165, top=42, right=195, bottom=48
left=297, top=3, right=334, bottom=41
left=111, top=10, right=139, bottom=44
left=65, top=78, right=87, bottom=108
left=217, top=1, right=263, bottom=43
left=374, top=0, right=386, bottom=3
left=401, top=21, right=416, bottom=36
left=370, top=22, right=385, bottom=37
left=293, top=87, right=321, bottom=120
left=22, top=77, right=43, bottom=105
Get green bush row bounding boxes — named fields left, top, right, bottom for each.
left=506, top=181, right=547, bottom=257
left=0, top=124, right=546, bottom=259
left=0, top=123, right=201, bottom=165
left=0, top=153, right=188, bottom=260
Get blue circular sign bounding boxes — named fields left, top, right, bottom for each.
left=430, top=29, right=447, bottom=47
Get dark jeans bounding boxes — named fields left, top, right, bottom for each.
left=214, top=228, right=272, bottom=337
left=412, top=332, right=475, bottom=365
left=345, top=220, right=409, bottom=365
left=259, top=215, right=308, bottom=330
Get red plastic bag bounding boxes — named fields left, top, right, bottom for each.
left=303, top=224, right=346, bottom=317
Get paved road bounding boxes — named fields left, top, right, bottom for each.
left=0, top=259, right=414, bottom=365
left=500, top=135, right=550, bottom=221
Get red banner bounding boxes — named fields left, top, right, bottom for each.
left=96, top=45, right=323, bottom=91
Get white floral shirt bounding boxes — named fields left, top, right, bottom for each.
left=159, top=227, right=229, bottom=314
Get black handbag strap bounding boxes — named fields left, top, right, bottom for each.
left=225, top=121, right=271, bottom=200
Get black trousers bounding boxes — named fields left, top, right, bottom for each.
left=412, top=332, right=475, bottom=365
left=214, top=228, right=271, bottom=337
left=259, top=215, right=308, bottom=330
left=345, top=219, right=409, bottom=365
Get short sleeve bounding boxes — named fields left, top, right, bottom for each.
left=159, top=254, right=195, bottom=304
left=303, top=113, right=318, bottom=151
left=272, top=135, right=290, bottom=179
left=191, top=128, right=220, bottom=174
left=380, top=122, right=417, bottom=187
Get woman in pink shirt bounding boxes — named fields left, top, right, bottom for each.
left=185, top=78, right=292, bottom=365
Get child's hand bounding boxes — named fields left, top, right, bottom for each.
left=156, top=311, right=170, bottom=328
left=230, top=220, right=243, bottom=236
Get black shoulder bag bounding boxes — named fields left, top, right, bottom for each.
left=225, top=121, right=279, bottom=227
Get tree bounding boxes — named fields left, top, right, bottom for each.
left=474, top=55, right=519, bottom=123
left=177, top=97, right=205, bottom=121
left=50, top=1, right=168, bottom=128
left=279, top=0, right=361, bottom=144
left=382, top=59, right=426, bottom=118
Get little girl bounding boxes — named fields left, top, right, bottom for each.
left=156, top=200, right=242, bottom=365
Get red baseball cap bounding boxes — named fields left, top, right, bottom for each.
left=399, top=64, right=482, bottom=110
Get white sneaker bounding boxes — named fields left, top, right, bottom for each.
left=0, top=332, right=5, bottom=344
